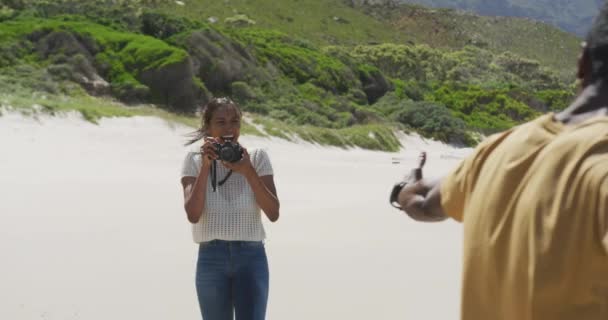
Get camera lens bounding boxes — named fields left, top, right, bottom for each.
left=219, top=147, right=236, bottom=162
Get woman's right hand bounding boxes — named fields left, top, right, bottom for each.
left=200, top=137, right=219, bottom=169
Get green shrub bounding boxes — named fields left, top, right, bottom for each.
left=535, top=89, right=574, bottom=111
left=141, top=12, right=206, bottom=39
left=392, top=100, right=471, bottom=145
left=231, top=81, right=257, bottom=103
left=231, top=29, right=357, bottom=93
left=427, top=83, right=540, bottom=132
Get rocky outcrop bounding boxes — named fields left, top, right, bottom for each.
left=31, top=30, right=96, bottom=60
left=25, top=29, right=207, bottom=111
left=30, top=30, right=111, bottom=95
left=139, top=57, right=207, bottom=111
left=177, top=29, right=271, bottom=94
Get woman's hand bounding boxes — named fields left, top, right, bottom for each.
left=222, top=148, right=255, bottom=177
left=200, top=137, right=219, bottom=169
left=225, top=147, right=280, bottom=222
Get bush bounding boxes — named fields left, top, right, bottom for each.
left=371, top=91, right=403, bottom=116
left=0, top=64, right=63, bottom=94
left=231, top=29, right=358, bottom=93
left=112, top=81, right=149, bottom=103
left=0, top=5, right=17, bottom=21
left=392, top=79, right=428, bottom=101
left=231, top=81, right=256, bottom=103
left=341, top=43, right=564, bottom=91
left=392, top=101, right=471, bottom=145
left=535, top=89, right=574, bottom=111
left=427, top=83, right=540, bottom=132
left=141, top=12, right=205, bottom=39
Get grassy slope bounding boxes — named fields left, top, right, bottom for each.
left=383, top=5, right=581, bottom=78
left=156, top=0, right=581, bottom=74
left=156, top=0, right=407, bottom=45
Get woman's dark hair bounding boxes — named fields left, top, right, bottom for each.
left=185, top=97, right=243, bottom=146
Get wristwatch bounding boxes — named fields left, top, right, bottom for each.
left=389, top=168, right=422, bottom=209
left=390, top=181, right=407, bottom=209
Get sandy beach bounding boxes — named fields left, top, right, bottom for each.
left=0, top=110, right=470, bottom=320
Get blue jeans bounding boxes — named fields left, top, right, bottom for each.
left=195, top=240, right=269, bottom=320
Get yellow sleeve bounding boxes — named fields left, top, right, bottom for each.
left=581, top=149, right=608, bottom=254
left=598, top=176, right=608, bottom=254
left=440, top=131, right=511, bottom=222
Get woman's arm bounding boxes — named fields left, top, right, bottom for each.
left=245, top=172, right=280, bottom=222
left=181, top=139, right=217, bottom=223
left=181, top=162, right=211, bottom=224
left=222, top=149, right=280, bottom=222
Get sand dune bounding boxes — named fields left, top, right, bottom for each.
left=0, top=110, right=470, bottom=320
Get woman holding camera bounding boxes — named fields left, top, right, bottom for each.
left=180, top=97, right=280, bottom=320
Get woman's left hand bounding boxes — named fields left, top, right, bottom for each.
left=222, top=148, right=255, bottom=176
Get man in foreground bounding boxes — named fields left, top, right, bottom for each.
left=396, top=5, right=608, bottom=320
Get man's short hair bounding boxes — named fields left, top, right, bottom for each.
left=586, top=1, right=608, bottom=81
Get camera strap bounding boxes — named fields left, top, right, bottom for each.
left=211, top=160, right=233, bottom=192
left=211, top=160, right=217, bottom=192
left=218, top=170, right=233, bottom=186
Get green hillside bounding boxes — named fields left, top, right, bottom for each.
left=144, top=0, right=582, bottom=76
left=0, top=0, right=582, bottom=150
left=377, top=4, right=582, bottom=80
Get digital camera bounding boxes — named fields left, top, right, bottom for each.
left=213, top=140, right=243, bottom=163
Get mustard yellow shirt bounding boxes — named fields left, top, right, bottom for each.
left=441, top=114, right=608, bottom=320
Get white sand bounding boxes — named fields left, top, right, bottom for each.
left=0, top=110, right=470, bottom=320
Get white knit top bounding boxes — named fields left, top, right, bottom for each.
left=181, top=148, right=273, bottom=243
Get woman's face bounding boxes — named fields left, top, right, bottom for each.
left=206, top=105, right=241, bottom=142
